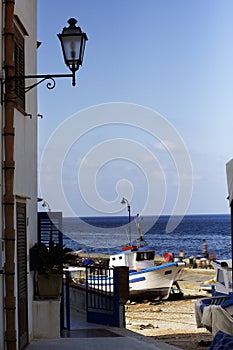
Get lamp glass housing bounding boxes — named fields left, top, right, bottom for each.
left=58, top=18, right=88, bottom=73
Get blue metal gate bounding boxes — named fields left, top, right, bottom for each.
left=86, top=266, right=129, bottom=327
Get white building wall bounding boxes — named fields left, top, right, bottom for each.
left=13, top=0, right=38, bottom=345
left=0, top=0, right=38, bottom=347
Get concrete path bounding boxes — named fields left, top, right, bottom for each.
left=26, top=308, right=182, bottom=350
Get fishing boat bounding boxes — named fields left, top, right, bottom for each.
left=194, top=161, right=233, bottom=345
left=198, top=259, right=232, bottom=297
left=70, top=245, right=185, bottom=300
left=70, top=215, right=185, bottom=300
left=211, top=259, right=232, bottom=296
left=79, top=225, right=185, bottom=300
left=195, top=259, right=233, bottom=335
left=108, top=244, right=185, bottom=300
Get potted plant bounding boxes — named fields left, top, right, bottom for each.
left=35, top=241, right=74, bottom=298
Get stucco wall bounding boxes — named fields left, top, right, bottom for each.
left=12, top=0, right=38, bottom=345
left=0, top=0, right=38, bottom=348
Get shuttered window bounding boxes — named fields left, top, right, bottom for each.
left=38, top=212, right=63, bottom=247
left=17, top=202, right=28, bottom=349
left=14, top=26, right=25, bottom=110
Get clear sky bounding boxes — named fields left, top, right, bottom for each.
left=37, top=0, right=233, bottom=218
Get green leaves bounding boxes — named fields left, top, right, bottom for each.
left=37, top=242, right=74, bottom=274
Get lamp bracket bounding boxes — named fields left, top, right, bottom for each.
left=2, top=72, right=75, bottom=94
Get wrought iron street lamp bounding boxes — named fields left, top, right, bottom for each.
left=42, top=200, right=51, bottom=212
left=2, top=18, right=88, bottom=93
left=121, top=197, right=132, bottom=245
left=58, top=18, right=88, bottom=86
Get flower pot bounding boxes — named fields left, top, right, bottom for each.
left=37, top=274, right=62, bottom=299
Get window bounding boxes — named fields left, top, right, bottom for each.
left=14, top=25, right=25, bottom=110
left=136, top=251, right=154, bottom=261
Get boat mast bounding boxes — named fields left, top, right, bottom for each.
left=121, top=197, right=131, bottom=246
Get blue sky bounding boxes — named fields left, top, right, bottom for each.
left=37, top=0, right=233, bottom=217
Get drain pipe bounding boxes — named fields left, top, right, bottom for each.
left=3, top=1, right=17, bottom=350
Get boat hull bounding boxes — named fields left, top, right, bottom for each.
left=129, top=286, right=170, bottom=300
left=129, top=262, right=185, bottom=300
left=86, top=261, right=185, bottom=300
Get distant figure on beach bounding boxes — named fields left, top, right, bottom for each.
left=202, top=239, right=208, bottom=258
left=178, top=249, right=185, bottom=260
left=209, top=252, right=216, bottom=261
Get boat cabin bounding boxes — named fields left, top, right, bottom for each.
left=212, top=260, right=232, bottom=296
left=109, top=249, right=155, bottom=271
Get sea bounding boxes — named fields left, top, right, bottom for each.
left=62, top=214, right=232, bottom=260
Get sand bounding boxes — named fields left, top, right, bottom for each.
left=125, top=268, right=216, bottom=350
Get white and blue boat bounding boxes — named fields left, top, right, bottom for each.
left=108, top=244, right=185, bottom=300
left=71, top=217, right=185, bottom=300
left=195, top=259, right=233, bottom=335
left=84, top=235, right=185, bottom=300
left=211, top=259, right=232, bottom=296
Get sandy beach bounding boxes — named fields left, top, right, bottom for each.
left=125, top=267, right=216, bottom=350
